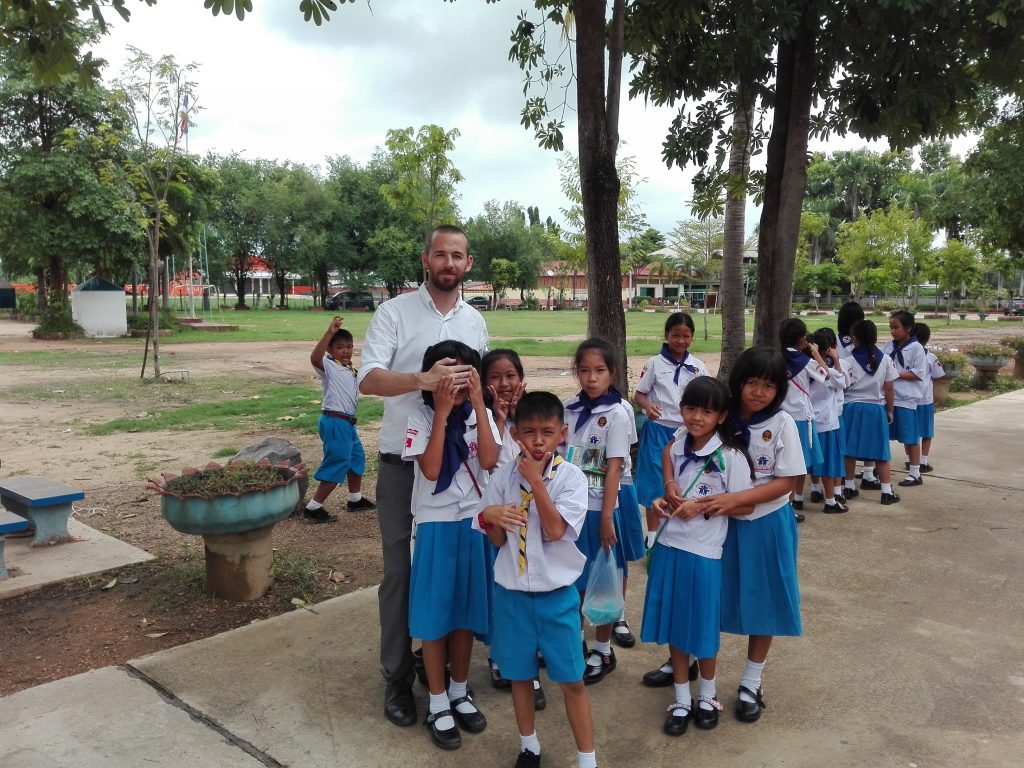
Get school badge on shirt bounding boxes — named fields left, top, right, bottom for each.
left=597, top=416, right=607, bottom=427
left=761, top=430, right=773, bottom=441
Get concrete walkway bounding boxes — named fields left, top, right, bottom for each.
left=3, top=392, right=1023, bottom=768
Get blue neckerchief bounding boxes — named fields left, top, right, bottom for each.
left=784, top=348, right=811, bottom=380
left=565, top=387, right=622, bottom=435
left=852, top=345, right=884, bottom=376
left=659, top=344, right=699, bottom=385
left=889, top=335, right=918, bottom=368
left=839, top=334, right=853, bottom=350
left=677, top=434, right=722, bottom=475
left=433, top=400, right=473, bottom=495
left=728, top=406, right=781, bottom=449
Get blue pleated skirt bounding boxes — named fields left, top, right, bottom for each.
left=635, top=421, right=677, bottom=507
left=617, top=484, right=647, bottom=561
left=842, top=402, right=892, bottom=461
left=409, top=518, right=491, bottom=641
left=720, top=504, right=802, bottom=637
left=794, top=419, right=823, bottom=471
left=917, top=402, right=935, bottom=440
left=640, top=544, right=721, bottom=658
left=811, top=426, right=845, bottom=479
left=574, top=507, right=629, bottom=591
left=889, top=405, right=921, bottom=445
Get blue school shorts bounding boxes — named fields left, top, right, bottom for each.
left=315, top=414, right=366, bottom=483
left=491, top=584, right=585, bottom=684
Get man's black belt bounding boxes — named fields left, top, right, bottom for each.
left=379, top=452, right=412, bottom=467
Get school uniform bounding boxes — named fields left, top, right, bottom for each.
left=720, top=409, right=805, bottom=637
left=883, top=338, right=927, bottom=446
left=616, top=401, right=646, bottom=561
left=782, top=348, right=828, bottom=470
left=809, top=361, right=847, bottom=479
left=476, top=456, right=589, bottom=683
left=313, top=353, right=366, bottom=483
left=403, top=403, right=500, bottom=642
left=633, top=348, right=709, bottom=507
left=917, top=351, right=945, bottom=439
left=562, top=392, right=632, bottom=589
left=641, top=434, right=753, bottom=658
left=843, top=348, right=899, bottom=461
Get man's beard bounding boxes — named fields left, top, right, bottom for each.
left=429, top=271, right=462, bottom=292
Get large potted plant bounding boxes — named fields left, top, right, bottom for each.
left=963, top=343, right=1012, bottom=389
left=149, top=460, right=306, bottom=601
left=1000, top=335, right=1024, bottom=379
left=931, top=349, right=966, bottom=403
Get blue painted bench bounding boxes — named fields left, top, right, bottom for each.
left=0, top=508, right=30, bottom=579
left=0, top=476, right=84, bottom=548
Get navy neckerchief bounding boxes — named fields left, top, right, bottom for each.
left=839, top=334, right=853, bottom=350
left=728, top=406, right=781, bottom=449
left=677, top=434, right=723, bottom=476
left=659, top=343, right=699, bottom=385
left=889, top=335, right=918, bottom=368
left=784, top=347, right=811, bottom=380
left=565, top=388, right=622, bottom=435
left=433, top=400, right=473, bottom=495
left=852, top=345, right=884, bottom=376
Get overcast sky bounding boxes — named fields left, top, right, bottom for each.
left=90, top=2, right=976, bottom=240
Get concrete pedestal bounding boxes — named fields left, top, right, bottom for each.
left=202, top=525, right=275, bottom=601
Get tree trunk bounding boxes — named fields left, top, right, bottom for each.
left=576, top=0, right=628, bottom=393
left=753, top=16, right=816, bottom=348
left=161, top=257, right=170, bottom=311
left=718, top=97, right=753, bottom=381
left=35, top=268, right=47, bottom=311
left=147, top=235, right=162, bottom=377
left=45, top=252, right=65, bottom=321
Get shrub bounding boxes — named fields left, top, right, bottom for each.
left=999, top=335, right=1024, bottom=354
left=127, top=311, right=181, bottom=332
left=16, top=290, right=38, bottom=317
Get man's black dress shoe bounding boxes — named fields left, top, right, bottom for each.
left=384, top=679, right=417, bottom=726
left=424, top=709, right=462, bottom=749
left=735, top=685, right=766, bottom=723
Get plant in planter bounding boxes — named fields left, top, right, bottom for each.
left=962, top=342, right=1012, bottom=389
left=149, top=460, right=306, bottom=601
left=931, top=349, right=967, bottom=402
left=1000, top=335, right=1024, bottom=379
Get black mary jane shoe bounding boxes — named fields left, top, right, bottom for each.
left=611, top=619, right=636, bottom=648
left=424, top=709, right=462, bottom=750
left=488, top=657, right=511, bottom=690
left=860, top=478, right=882, bottom=491
left=303, top=506, right=337, bottom=523
left=663, top=702, right=692, bottom=736
left=842, top=486, right=859, bottom=499
left=582, top=648, right=616, bottom=685
left=735, top=685, right=766, bottom=723
left=449, top=695, right=487, bottom=733
left=533, top=680, right=547, bottom=711
left=693, top=696, right=723, bottom=730
left=642, top=659, right=673, bottom=687
left=809, top=490, right=824, bottom=503
left=898, top=475, right=923, bottom=487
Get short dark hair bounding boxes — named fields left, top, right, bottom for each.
left=852, top=319, right=878, bottom=347
left=330, top=328, right=353, bottom=346
left=572, top=337, right=618, bottom=375
left=424, top=224, right=468, bottom=253
left=890, top=310, right=915, bottom=330
left=813, top=326, right=837, bottom=352
left=481, top=348, right=524, bottom=380
left=421, top=340, right=481, bottom=407
left=837, top=301, right=865, bottom=337
left=914, top=322, right=931, bottom=346
left=665, top=312, right=695, bottom=335
left=728, top=347, right=788, bottom=410
left=515, top=391, right=564, bottom=425
left=779, top=317, right=808, bottom=348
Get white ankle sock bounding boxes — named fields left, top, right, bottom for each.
left=520, top=731, right=541, bottom=755
left=698, top=675, right=717, bottom=708
left=845, top=479, right=856, bottom=490
left=577, top=751, right=597, bottom=768
left=793, top=494, right=804, bottom=502
left=448, top=679, right=477, bottom=714
left=921, top=454, right=929, bottom=466
left=739, top=659, right=765, bottom=702
left=590, top=640, right=611, bottom=658
left=863, top=468, right=877, bottom=481
left=429, top=691, right=454, bottom=730
left=348, top=491, right=362, bottom=502
left=811, top=482, right=822, bottom=493
left=909, top=465, right=920, bottom=478
left=673, top=681, right=692, bottom=709
left=305, top=500, right=323, bottom=511
left=882, top=482, right=893, bottom=494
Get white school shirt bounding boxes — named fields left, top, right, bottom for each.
left=496, top=423, right=520, bottom=468
left=635, top=352, right=709, bottom=428
left=657, top=434, right=752, bottom=559
left=781, top=349, right=829, bottom=423
left=561, top=396, right=631, bottom=510
left=618, top=400, right=639, bottom=485
left=357, top=283, right=489, bottom=455
left=844, top=351, right=899, bottom=405
left=314, top=354, right=359, bottom=414
left=882, top=339, right=927, bottom=408
left=919, top=351, right=945, bottom=406
left=403, top=403, right=500, bottom=524
left=737, top=410, right=806, bottom=521
left=809, top=364, right=846, bottom=433
left=838, top=334, right=856, bottom=361
left=475, top=457, right=589, bottom=592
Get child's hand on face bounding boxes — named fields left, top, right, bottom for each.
left=515, top=441, right=549, bottom=485
left=466, top=368, right=484, bottom=407
left=433, top=376, right=458, bottom=416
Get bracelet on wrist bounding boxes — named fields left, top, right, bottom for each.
left=477, top=511, right=494, bottom=532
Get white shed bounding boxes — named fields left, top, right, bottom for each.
left=71, top=276, right=127, bottom=338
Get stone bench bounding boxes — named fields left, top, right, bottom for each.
left=0, top=476, right=84, bottom=547
left=0, top=509, right=30, bottom=579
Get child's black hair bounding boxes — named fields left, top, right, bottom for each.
left=572, top=337, right=618, bottom=375
left=837, top=301, right=865, bottom=337
left=914, top=322, right=931, bottom=347
left=890, top=309, right=915, bottom=330
left=727, top=347, right=788, bottom=412
left=481, top=348, right=524, bottom=380
left=851, top=319, right=878, bottom=348
left=330, top=328, right=353, bottom=346
left=812, top=327, right=837, bottom=352
left=514, top=391, right=564, bottom=425
left=680, top=375, right=755, bottom=479
left=665, top=312, right=695, bottom=336
left=421, top=340, right=481, bottom=407
left=779, top=317, right=808, bottom=349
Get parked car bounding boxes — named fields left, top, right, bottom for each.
left=325, top=290, right=375, bottom=311
left=1003, top=299, right=1024, bottom=316
left=466, top=295, right=491, bottom=311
